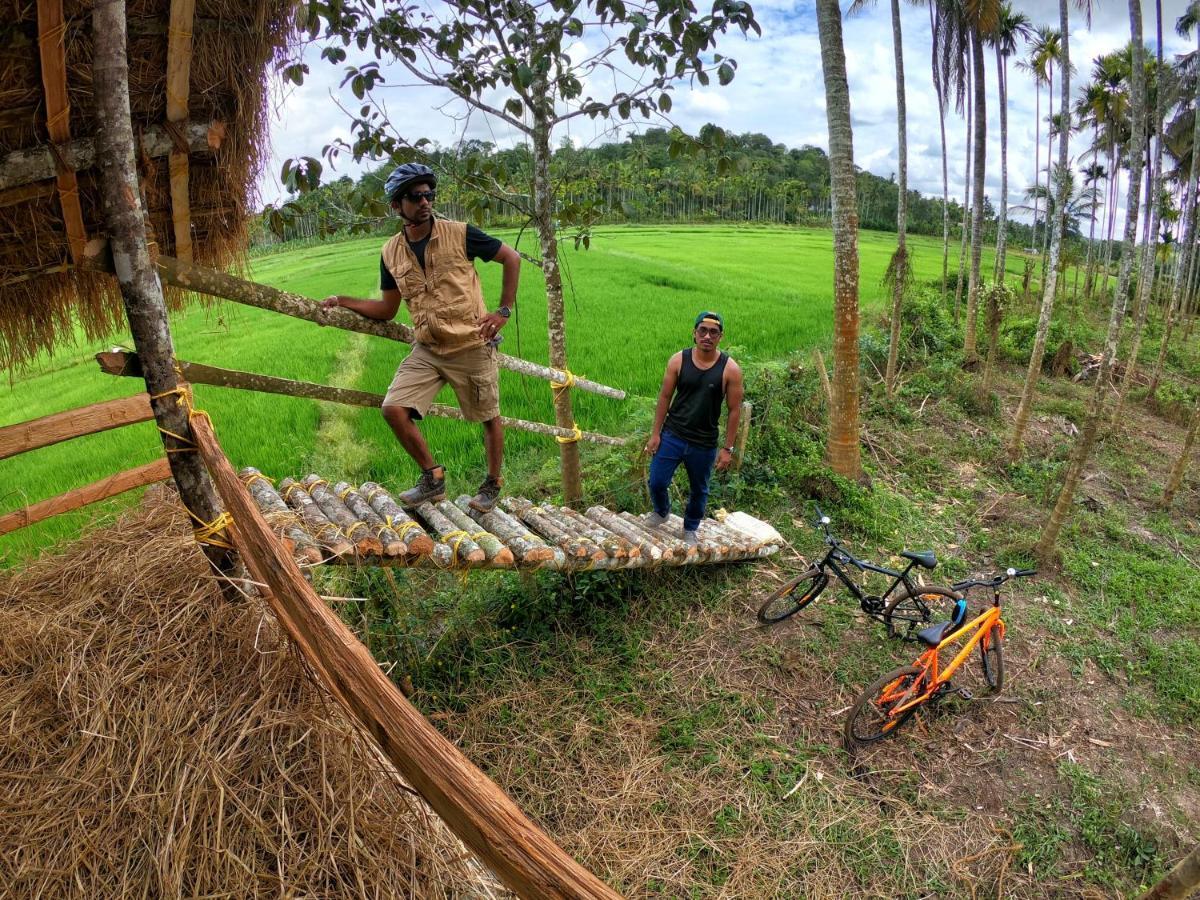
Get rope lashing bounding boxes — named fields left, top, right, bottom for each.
left=442, top=529, right=471, bottom=565
left=242, top=472, right=275, bottom=492
left=190, top=510, right=235, bottom=549
left=556, top=424, right=582, bottom=444
left=345, top=521, right=370, bottom=541
left=550, top=369, right=577, bottom=400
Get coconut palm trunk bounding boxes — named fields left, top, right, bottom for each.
left=883, top=0, right=909, bottom=396
left=932, top=3, right=951, bottom=304
left=816, top=0, right=862, bottom=482
left=1036, top=0, right=1145, bottom=565
left=531, top=102, right=582, bottom=504
left=1007, top=0, right=1072, bottom=461
left=1112, top=4, right=1165, bottom=427
left=994, top=40, right=1009, bottom=284
left=955, top=71, right=972, bottom=323
left=963, top=25, right=987, bottom=362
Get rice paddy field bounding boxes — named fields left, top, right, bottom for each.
left=2, top=224, right=1031, bottom=564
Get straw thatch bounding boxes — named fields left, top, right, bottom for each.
left=0, top=0, right=295, bottom=370
left=0, top=492, right=505, bottom=897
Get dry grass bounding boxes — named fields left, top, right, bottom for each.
left=0, top=494, right=502, bottom=898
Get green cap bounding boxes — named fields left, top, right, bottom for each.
left=694, top=311, right=723, bottom=331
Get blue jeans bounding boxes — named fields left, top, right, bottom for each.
left=648, top=429, right=719, bottom=532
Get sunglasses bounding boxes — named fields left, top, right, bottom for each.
left=403, top=190, right=436, bottom=203
left=695, top=326, right=722, bottom=337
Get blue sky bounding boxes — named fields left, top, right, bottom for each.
left=260, top=0, right=1192, bottom=231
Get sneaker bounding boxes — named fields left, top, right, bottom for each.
left=398, top=466, right=446, bottom=507
left=683, top=530, right=700, bottom=547
left=644, top=511, right=669, bottom=527
left=468, top=474, right=503, bottom=512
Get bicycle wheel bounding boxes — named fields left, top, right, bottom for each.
left=979, top=629, right=1004, bottom=692
left=756, top=568, right=828, bottom=624
left=844, top=665, right=925, bottom=749
left=882, top=585, right=962, bottom=640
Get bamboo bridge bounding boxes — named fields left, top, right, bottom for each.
left=241, top=468, right=782, bottom=571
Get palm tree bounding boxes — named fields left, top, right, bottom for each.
left=963, top=3, right=998, bottom=363
left=816, top=0, right=862, bottom=481
left=1037, top=0, right=1144, bottom=564
left=1151, top=1, right=1200, bottom=395
left=1079, top=159, right=1107, bottom=298
left=1023, top=27, right=1062, bottom=255
left=849, top=0, right=911, bottom=397
left=930, top=2, right=953, bottom=304
left=1007, top=1, right=1079, bottom=462
left=989, top=4, right=1033, bottom=287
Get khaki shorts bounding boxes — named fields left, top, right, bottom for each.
left=383, top=342, right=500, bottom=422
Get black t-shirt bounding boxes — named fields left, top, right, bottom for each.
left=379, top=223, right=502, bottom=291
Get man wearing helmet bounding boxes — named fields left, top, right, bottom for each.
left=320, top=163, right=521, bottom=511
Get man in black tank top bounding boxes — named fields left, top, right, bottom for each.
left=645, top=312, right=745, bottom=545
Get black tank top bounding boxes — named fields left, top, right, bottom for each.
left=664, top=349, right=728, bottom=448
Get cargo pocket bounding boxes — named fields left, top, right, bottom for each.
left=470, top=373, right=499, bottom=416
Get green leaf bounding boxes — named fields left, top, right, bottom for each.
left=516, top=62, right=533, bottom=89
left=718, top=62, right=735, bottom=86
left=658, top=92, right=672, bottom=113
left=505, top=97, right=524, bottom=118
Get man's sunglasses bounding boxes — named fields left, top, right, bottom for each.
left=695, top=326, right=722, bottom=337
left=403, top=190, right=436, bottom=203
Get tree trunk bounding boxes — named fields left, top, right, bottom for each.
left=994, top=45, right=1009, bottom=286
left=955, top=73, right=972, bottom=324
left=884, top=0, right=908, bottom=397
left=932, top=3, right=950, bottom=305
left=816, top=0, right=862, bottom=482
left=1161, top=404, right=1200, bottom=509
left=531, top=103, right=583, bottom=504
left=1037, top=0, right=1145, bottom=564
left=90, top=0, right=232, bottom=572
left=964, top=26, right=987, bottom=363
left=1138, top=840, right=1200, bottom=900
left=1008, top=0, right=1072, bottom=460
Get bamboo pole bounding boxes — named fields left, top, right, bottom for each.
left=35, top=0, right=88, bottom=264
left=165, top=0, right=196, bottom=262
left=0, top=120, right=224, bottom=192
left=0, top=458, right=171, bottom=536
left=186, top=414, right=622, bottom=899
left=238, top=467, right=323, bottom=564
left=333, top=481, right=407, bottom=556
left=81, top=248, right=626, bottom=401
left=0, top=394, right=153, bottom=460
left=94, top=351, right=625, bottom=447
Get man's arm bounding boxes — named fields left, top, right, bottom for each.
left=478, top=244, right=521, bottom=340
left=319, top=289, right=403, bottom=321
left=715, top=359, right=745, bottom=471
left=646, top=353, right=682, bottom=455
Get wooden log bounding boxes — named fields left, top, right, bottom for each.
left=501, top=497, right=596, bottom=560
left=733, top=401, right=752, bottom=471
left=90, top=2, right=233, bottom=576
left=93, top=351, right=625, bottom=447
left=0, top=458, right=171, bottom=536
left=36, top=0, right=88, bottom=263
left=556, top=506, right=634, bottom=559
left=332, top=481, right=406, bottom=556
left=435, top=500, right=514, bottom=567
left=415, top=502, right=486, bottom=566
left=86, top=251, right=625, bottom=401
left=0, top=394, right=153, bottom=460
left=664, top=515, right=727, bottom=560
left=584, top=508, right=663, bottom=562
left=0, top=120, right=225, bottom=192
left=186, top=415, right=621, bottom=899
left=303, top=474, right=384, bottom=557
left=278, top=477, right=353, bottom=557
left=238, top=467, right=322, bottom=565
left=456, top=498, right=556, bottom=566
left=617, top=512, right=699, bottom=565
left=165, top=0, right=196, bottom=263
left=540, top=507, right=609, bottom=558
left=360, top=482, right=435, bottom=555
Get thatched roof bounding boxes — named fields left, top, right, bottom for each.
left=0, top=0, right=297, bottom=370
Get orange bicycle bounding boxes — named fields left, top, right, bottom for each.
left=843, top=567, right=1035, bottom=750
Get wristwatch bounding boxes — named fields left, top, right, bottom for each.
left=723, top=445, right=734, bottom=453
left=497, top=305, right=512, bottom=318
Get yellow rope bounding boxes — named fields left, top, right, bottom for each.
left=337, top=484, right=356, bottom=501
left=241, top=472, right=274, bottom=491
left=469, top=530, right=489, bottom=542
left=187, top=509, right=235, bottom=550
left=345, top=521, right=370, bottom=541
left=307, top=478, right=329, bottom=491
left=556, top=424, right=582, bottom=444
left=364, top=486, right=386, bottom=506
left=281, top=482, right=306, bottom=502
left=442, top=529, right=471, bottom=565
left=550, top=369, right=577, bottom=400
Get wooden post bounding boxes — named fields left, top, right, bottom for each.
left=1138, top=841, right=1200, bottom=899
left=0, top=459, right=171, bottom=536
left=90, top=0, right=233, bottom=571
left=186, top=413, right=620, bottom=899
left=165, top=0, right=196, bottom=262
left=0, top=395, right=153, bottom=460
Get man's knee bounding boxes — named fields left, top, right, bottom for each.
left=382, top=403, right=414, bottom=427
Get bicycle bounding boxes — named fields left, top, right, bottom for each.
left=756, top=505, right=961, bottom=641
left=843, top=567, right=1036, bottom=751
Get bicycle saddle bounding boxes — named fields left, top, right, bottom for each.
left=917, top=621, right=956, bottom=648
left=900, top=549, right=937, bottom=569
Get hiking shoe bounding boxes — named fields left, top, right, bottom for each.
left=468, top=475, right=503, bottom=512
left=683, top=530, right=700, bottom=547
left=398, top=466, right=446, bottom=507
left=645, top=511, right=669, bottom=527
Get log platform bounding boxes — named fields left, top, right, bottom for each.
left=238, top=469, right=782, bottom=571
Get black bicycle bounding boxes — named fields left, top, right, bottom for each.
left=756, top=506, right=961, bottom=640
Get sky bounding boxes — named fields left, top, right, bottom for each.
left=260, top=0, right=1193, bottom=230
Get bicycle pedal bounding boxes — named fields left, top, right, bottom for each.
left=956, top=688, right=974, bottom=701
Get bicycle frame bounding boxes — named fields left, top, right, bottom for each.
left=887, top=607, right=1006, bottom=718
left=815, top=544, right=923, bottom=614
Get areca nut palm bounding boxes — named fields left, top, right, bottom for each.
left=989, top=4, right=1033, bottom=287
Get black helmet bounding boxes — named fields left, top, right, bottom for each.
left=385, top=162, right=437, bottom=201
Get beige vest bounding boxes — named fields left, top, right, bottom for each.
left=381, top=219, right=486, bottom=355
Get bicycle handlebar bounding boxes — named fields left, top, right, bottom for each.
left=952, top=567, right=1037, bottom=592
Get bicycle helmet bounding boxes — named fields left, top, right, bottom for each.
left=384, top=162, right=437, bottom=201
